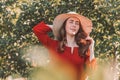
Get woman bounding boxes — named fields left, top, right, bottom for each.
left=33, top=12, right=96, bottom=80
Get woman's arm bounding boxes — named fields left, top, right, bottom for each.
left=33, top=21, right=55, bottom=47
left=85, top=37, right=96, bottom=70
left=86, top=36, right=95, bottom=61
left=89, top=38, right=95, bottom=62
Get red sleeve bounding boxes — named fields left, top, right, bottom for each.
left=33, top=21, right=55, bottom=47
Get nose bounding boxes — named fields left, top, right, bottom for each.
left=72, top=22, right=77, bottom=27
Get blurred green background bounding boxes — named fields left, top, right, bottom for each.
left=0, top=0, right=120, bottom=79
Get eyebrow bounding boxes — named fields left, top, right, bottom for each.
left=69, top=19, right=79, bottom=23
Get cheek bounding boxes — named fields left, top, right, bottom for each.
left=65, top=25, right=70, bottom=33
left=65, top=23, right=71, bottom=30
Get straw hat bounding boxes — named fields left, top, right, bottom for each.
left=53, top=12, right=92, bottom=40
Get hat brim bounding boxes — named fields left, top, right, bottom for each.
left=53, top=13, right=92, bottom=40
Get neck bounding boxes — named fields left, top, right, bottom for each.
left=66, top=35, right=78, bottom=54
left=66, top=35, right=78, bottom=47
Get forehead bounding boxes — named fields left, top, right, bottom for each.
left=67, top=17, right=80, bottom=21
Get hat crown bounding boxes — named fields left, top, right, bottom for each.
left=67, top=12, right=77, bottom=14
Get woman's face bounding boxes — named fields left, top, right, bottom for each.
left=65, top=17, right=80, bottom=36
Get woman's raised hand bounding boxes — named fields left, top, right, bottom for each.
left=86, top=36, right=95, bottom=61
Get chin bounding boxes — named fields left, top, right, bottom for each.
left=70, top=34, right=76, bottom=37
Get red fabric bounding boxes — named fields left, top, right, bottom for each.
left=33, top=21, right=96, bottom=80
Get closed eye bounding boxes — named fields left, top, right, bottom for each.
left=69, top=20, right=74, bottom=23
left=75, top=21, right=79, bottom=25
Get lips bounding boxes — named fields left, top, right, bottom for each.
left=70, top=28, right=76, bottom=32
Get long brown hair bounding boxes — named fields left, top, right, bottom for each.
left=57, top=17, right=91, bottom=57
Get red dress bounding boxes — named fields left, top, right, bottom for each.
left=33, top=21, right=96, bottom=80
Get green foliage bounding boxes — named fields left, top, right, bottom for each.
left=91, top=0, right=120, bottom=60
left=0, top=0, right=120, bottom=79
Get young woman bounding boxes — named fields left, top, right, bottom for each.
left=33, top=12, right=96, bottom=80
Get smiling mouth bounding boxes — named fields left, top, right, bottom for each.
left=70, top=29, right=76, bottom=35
left=70, top=29, right=76, bottom=32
